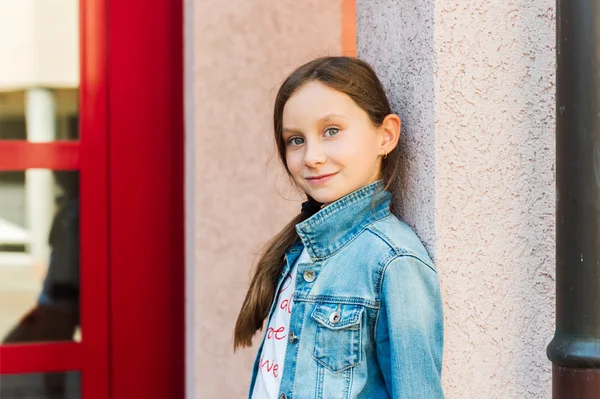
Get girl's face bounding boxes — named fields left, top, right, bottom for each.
left=282, top=81, right=392, bottom=205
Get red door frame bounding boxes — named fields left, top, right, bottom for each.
left=0, top=0, right=184, bottom=397
left=107, top=0, right=184, bottom=397
left=0, top=3, right=111, bottom=397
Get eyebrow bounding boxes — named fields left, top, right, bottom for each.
left=321, top=113, right=347, bottom=122
left=282, top=127, right=302, bottom=135
left=283, top=114, right=347, bottom=135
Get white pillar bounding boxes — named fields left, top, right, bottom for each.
left=25, top=88, right=56, bottom=268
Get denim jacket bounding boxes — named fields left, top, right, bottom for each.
left=249, top=181, right=444, bottom=399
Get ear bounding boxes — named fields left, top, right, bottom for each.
left=377, top=114, right=401, bottom=156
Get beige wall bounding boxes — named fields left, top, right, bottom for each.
left=358, top=0, right=555, bottom=398
left=189, top=1, right=341, bottom=397
left=189, top=1, right=556, bottom=398
left=435, top=2, right=555, bottom=397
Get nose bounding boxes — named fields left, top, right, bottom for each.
left=303, top=140, right=327, bottom=168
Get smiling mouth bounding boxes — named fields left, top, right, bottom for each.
left=305, top=172, right=338, bottom=185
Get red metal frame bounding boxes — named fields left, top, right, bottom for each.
left=0, top=142, right=80, bottom=170
left=107, top=0, right=184, bottom=397
left=0, top=1, right=110, bottom=397
left=0, top=343, right=81, bottom=374
left=0, top=0, right=183, bottom=397
left=79, top=0, right=110, bottom=397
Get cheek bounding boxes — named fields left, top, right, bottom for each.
left=285, top=150, right=303, bottom=176
left=332, top=131, right=378, bottom=165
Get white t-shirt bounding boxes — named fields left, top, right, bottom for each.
left=251, top=248, right=310, bottom=399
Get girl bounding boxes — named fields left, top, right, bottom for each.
left=235, top=56, right=444, bottom=399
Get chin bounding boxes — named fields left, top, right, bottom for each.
left=309, top=181, right=375, bottom=205
left=299, top=177, right=359, bottom=205
left=307, top=188, right=346, bottom=205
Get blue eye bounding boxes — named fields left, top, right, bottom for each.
left=288, top=137, right=305, bottom=146
left=324, top=127, right=340, bottom=137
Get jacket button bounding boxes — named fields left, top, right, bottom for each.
left=288, top=332, right=297, bottom=343
left=303, top=270, right=316, bottom=282
left=329, top=311, right=341, bottom=324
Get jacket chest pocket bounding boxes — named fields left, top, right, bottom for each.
left=311, top=303, right=364, bottom=373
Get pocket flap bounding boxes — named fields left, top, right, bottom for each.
left=311, top=303, right=363, bottom=330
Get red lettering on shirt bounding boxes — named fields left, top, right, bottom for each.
left=259, top=357, right=280, bottom=378
left=280, top=293, right=294, bottom=314
left=267, top=326, right=286, bottom=340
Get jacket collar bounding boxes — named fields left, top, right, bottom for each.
left=290, top=180, right=392, bottom=261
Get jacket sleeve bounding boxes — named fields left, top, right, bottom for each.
left=375, top=254, right=444, bottom=398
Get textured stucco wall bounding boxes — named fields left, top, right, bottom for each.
left=356, top=0, right=437, bottom=253
left=190, top=2, right=341, bottom=397
left=358, top=1, right=555, bottom=398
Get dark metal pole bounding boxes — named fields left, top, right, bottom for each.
left=547, top=0, right=600, bottom=396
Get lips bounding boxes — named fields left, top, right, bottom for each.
left=305, top=172, right=338, bottom=185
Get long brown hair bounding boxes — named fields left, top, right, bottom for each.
left=234, top=56, right=401, bottom=350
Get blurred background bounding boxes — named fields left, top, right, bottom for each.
left=0, top=0, right=79, bottom=338
left=0, top=2, right=81, bottom=397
